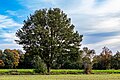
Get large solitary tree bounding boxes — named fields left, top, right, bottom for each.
left=16, top=8, right=83, bottom=73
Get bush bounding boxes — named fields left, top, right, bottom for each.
left=33, top=56, right=47, bottom=73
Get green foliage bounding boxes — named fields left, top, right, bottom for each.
left=111, top=51, right=120, bottom=69
left=93, top=47, right=112, bottom=70
left=16, top=8, right=83, bottom=73
left=11, top=50, right=20, bottom=68
left=17, top=53, right=25, bottom=69
left=3, top=49, right=15, bottom=69
left=0, top=50, right=5, bottom=67
left=0, top=60, right=5, bottom=67
left=33, top=55, right=47, bottom=73
left=2, top=49, right=20, bottom=69
left=61, top=62, right=82, bottom=69
left=23, top=53, right=34, bottom=69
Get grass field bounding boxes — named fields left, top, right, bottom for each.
left=0, top=69, right=120, bottom=74
left=0, top=74, right=119, bottom=80
left=51, top=69, right=120, bottom=74
left=0, top=69, right=33, bottom=73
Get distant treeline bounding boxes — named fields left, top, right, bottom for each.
left=0, top=47, right=119, bottom=70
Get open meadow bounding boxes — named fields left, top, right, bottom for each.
left=0, top=69, right=119, bottom=80
left=0, top=74, right=119, bottom=80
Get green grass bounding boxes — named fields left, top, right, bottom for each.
left=92, top=70, right=120, bottom=74
left=51, top=69, right=120, bottom=74
left=0, top=69, right=119, bottom=74
left=0, top=69, right=34, bottom=75
left=0, top=69, right=33, bottom=73
left=51, top=69, right=83, bottom=74
left=0, top=74, right=119, bottom=80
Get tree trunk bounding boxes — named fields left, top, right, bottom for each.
left=84, top=63, right=92, bottom=74
left=47, top=63, right=50, bottom=73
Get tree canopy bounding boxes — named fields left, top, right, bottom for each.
left=15, top=8, right=83, bottom=73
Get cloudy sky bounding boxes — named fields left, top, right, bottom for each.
left=0, top=0, right=120, bottom=54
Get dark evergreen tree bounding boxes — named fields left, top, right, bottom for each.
left=16, top=8, right=83, bottom=73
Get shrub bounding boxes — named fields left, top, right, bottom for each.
left=33, top=56, right=47, bottom=73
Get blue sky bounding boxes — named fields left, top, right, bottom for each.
left=0, top=0, right=120, bottom=54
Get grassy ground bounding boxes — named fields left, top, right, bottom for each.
left=0, top=74, right=119, bottom=80
left=0, top=69, right=120, bottom=74
left=51, top=69, right=120, bottom=74
left=0, top=69, right=33, bottom=73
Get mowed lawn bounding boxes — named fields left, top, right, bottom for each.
left=0, top=74, right=120, bottom=80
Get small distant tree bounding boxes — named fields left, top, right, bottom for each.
left=16, top=8, right=83, bottom=73
left=82, top=47, right=95, bottom=74
left=100, top=47, right=112, bottom=69
left=11, top=49, right=20, bottom=68
left=111, top=51, right=120, bottom=69
left=3, top=49, right=20, bottom=69
left=3, top=49, right=14, bottom=68
left=93, top=47, right=112, bottom=70
left=0, top=50, right=5, bottom=68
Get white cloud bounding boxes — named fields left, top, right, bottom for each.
left=85, top=17, right=120, bottom=33
left=0, top=43, right=23, bottom=51
left=96, top=0, right=120, bottom=15
left=53, top=0, right=120, bottom=35
left=66, top=0, right=120, bottom=15
left=0, top=32, right=23, bottom=51
left=63, top=0, right=120, bottom=53
left=0, top=14, right=22, bottom=43
left=0, top=32, right=18, bottom=43
left=6, top=10, right=17, bottom=16
left=0, top=15, right=22, bottom=29
left=0, top=14, right=23, bottom=50
left=84, top=35, right=120, bottom=54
